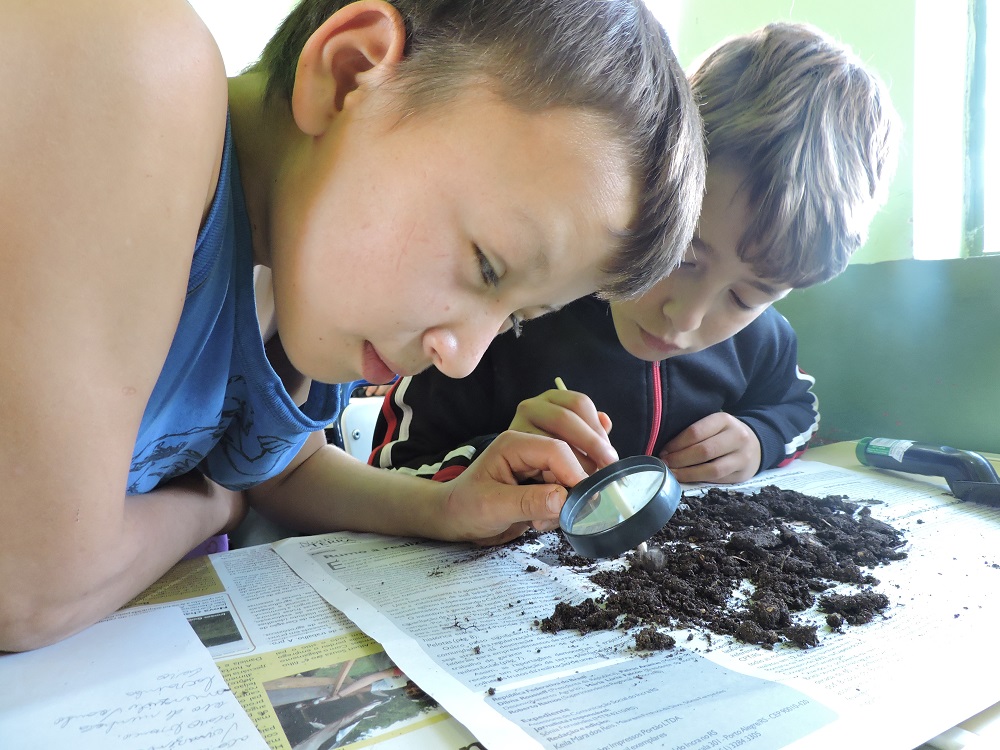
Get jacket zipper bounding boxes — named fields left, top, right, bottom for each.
left=644, top=361, right=662, bottom=456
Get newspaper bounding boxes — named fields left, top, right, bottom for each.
left=273, top=454, right=1000, bottom=750
left=119, top=543, right=482, bottom=750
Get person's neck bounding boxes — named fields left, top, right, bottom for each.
left=227, top=73, right=298, bottom=269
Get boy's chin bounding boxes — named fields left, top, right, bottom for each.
left=624, top=339, right=687, bottom=362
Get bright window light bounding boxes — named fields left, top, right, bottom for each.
left=986, top=8, right=997, bottom=253
left=188, top=0, right=293, bottom=75
left=912, top=1, right=968, bottom=260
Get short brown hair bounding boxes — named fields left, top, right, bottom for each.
left=254, top=0, right=706, bottom=299
left=691, top=22, right=900, bottom=287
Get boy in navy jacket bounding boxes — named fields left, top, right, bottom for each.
left=370, top=23, right=900, bottom=485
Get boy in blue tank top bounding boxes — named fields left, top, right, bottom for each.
left=0, top=0, right=704, bottom=650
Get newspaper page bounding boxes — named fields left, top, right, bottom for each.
left=120, top=543, right=482, bottom=750
left=274, top=456, right=1000, bottom=750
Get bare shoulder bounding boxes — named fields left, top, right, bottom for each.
left=0, top=0, right=228, bottom=207
left=0, top=1, right=230, bottom=513
left=0, top=0, right=229, bottom=321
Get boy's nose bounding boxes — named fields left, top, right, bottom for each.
left=662, top=294, right=708, bottom=334
left=423, top=316, right=507, bottom=379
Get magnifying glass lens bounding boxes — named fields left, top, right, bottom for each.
left=560, top=455, right=681, bottom=558
left=568, top=469, right=666, bottom=535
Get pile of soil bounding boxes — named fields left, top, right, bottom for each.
left=536, top=485, right=907, bottom=651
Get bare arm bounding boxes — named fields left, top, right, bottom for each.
left=0, top=0, right=234, bottom=651
left=249, top=430, right=589, bottom=546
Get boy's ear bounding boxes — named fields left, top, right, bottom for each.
left=291, top=0, right=406, bottom=136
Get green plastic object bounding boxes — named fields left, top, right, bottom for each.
left=856, top=437, right=1000, bottom=505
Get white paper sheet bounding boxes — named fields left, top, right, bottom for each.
left=0, top=606, right=269, bottom=750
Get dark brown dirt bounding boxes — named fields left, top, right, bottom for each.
left=537, top=485, right=907, bottom=650
left=633, top=626, right=676, bottom=651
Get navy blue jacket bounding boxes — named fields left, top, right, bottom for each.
left=370, top=296, right=818, bottom=480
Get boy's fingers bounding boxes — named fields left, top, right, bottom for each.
left=473, top=522, right=534, bottom=547
left=549, top=389, right=608, bottom=433
left=471, top=485, right=566, bottom=545
left=543, top=410, right=618, bottom=468
left=507, top=484, right=567, bottom=524
left=532, top=517, right=562, bottom=533
left=487, top=430, right=590, bottom=489
left=525, top=391, right=616, bottom=466
left=663, top=414, right=724, bottom=453
left=598, top=411, right=613, bottom=435
left=567, top=432, right=618, bottom=469
left=460, top=431, right=610, bottom=544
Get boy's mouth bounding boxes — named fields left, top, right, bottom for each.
left=638, top=326, right=682, bottom=357
left=361, top=342, right=399, bottom=384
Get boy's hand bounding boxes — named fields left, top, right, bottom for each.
left=508, top=389, right=618, bottom=473
left=441, top=430, right=590, bottom=545
left=660, top=413, right=762, bottom=484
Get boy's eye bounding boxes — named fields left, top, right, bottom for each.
left=677, top=253, right=698, bottom=270
left=476, top=245, right=500, bottom=288
left=729, top=291, right=754, bottom=311
left=679, top=243, right=699, bottom=269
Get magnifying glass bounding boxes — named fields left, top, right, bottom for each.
left=559, top=455, right=681, bottom=559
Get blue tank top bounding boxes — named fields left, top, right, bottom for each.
left=128, top=120, right=349, bottom=494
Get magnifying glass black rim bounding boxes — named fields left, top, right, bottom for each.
left=560, top=455, right=680, bottom=559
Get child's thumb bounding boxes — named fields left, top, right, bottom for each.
left=511, top=485, right=566, bottom=532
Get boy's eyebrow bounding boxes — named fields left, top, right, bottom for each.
left=696, top=234, right=782, bottom=297
left=747, top=278, right=782, bottom=297
left=692, top=235, right=713, bottom=253
left=516, top=208, right=626, bottom=276
left=514, top=196, right=627, bottom=279
left=524, top=246, right=551, bottom=275
left=510, top=207, right=551, bottom=276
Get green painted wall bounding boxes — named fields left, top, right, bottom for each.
left=674, top=0, right=916, bottom=264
